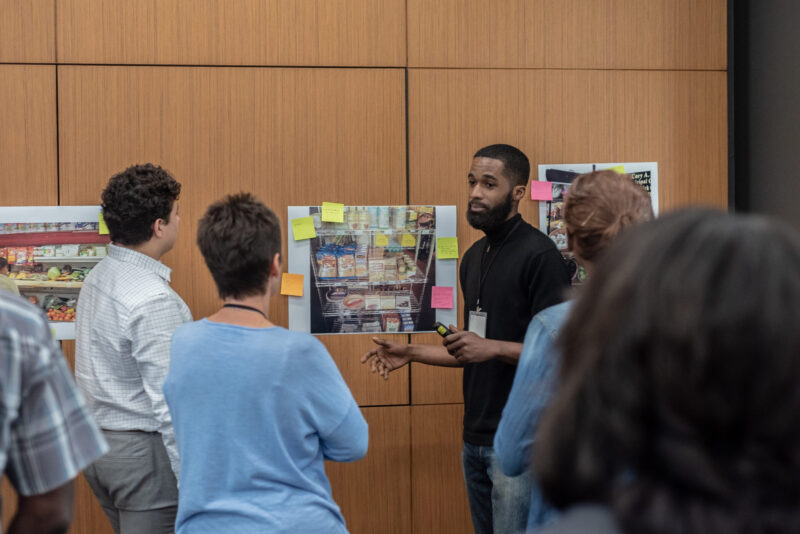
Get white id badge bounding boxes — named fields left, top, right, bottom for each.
left=468, top=311, right=488, bottom=338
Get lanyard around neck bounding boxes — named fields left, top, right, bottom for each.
left=476, top=219, right=522, bottom=311
left=222, top=303, right=268, bottom=320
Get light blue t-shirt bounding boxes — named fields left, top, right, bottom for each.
left=164, top=320, right=368, bottom=534
left=494, top=301, right=572, bottom=530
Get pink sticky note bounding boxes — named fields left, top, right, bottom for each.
left=431, top=286, right=454, bottom=309
left=530, top=181, right=554, bottom=201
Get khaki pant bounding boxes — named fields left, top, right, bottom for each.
left=84, top=430, right=179, bottom=534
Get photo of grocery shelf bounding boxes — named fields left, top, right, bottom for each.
left=308, top=205, right=437, bottom=334
left=0, top=206, right=107, bottom=340
left=288, top=204, right=458, bottom=335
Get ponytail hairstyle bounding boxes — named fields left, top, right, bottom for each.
left=564, top=171, right=653, bottom=262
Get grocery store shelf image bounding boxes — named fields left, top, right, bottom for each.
left=15, top=280, right=84, bottom=289
left=307, top=205, right=438, bottom=334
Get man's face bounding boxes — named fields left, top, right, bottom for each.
left=466, top=157, right=516, bottom=232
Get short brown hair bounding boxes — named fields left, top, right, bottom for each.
left=564, top=171, right=653, bottom=262
left=197, top=193, right=282, bottom=299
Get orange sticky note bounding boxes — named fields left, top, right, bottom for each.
left=98, top=212, right=110, bottom=235
left=281, top=273, right=304, bottom=296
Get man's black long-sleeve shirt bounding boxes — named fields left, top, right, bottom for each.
left=459, top=213, right=570, bottom=446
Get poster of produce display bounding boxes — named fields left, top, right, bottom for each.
left=536, top=163, right=658, bottom=284
left=287, top=205, right=458, bottom=335
left=0, top=205, right=109, bottom=340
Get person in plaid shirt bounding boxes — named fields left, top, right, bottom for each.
left=0, top=291, right=107, bottom=534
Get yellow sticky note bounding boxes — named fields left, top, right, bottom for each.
left=291, top=217, right=317, bottom=240
left=280, top=273, right=304, bottom=296
left=375, top=234, right=389, bottom=247
left=401, top=233, right=416, bottom=247
left=437, top=237, right=459, bottom=259
left=607, top=165, right=625, bottom=174
left=98, top=212, right=109, bottom=235
left=321, top=202, right=344, bottom=223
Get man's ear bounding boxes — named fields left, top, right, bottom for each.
left=512, top=183, right=527, bottom=202
left=152, top=218, right=166, bottom=239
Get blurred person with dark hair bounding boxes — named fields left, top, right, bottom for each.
left=164, top=193, right=367, bottom=534
left=532, top=208, right=800, bottom=534
left=1, top=292, right=107, bottom=534
left=76, top=164, right=190, bottom=534
left=494, top=171, right=653, bottom=530
left=0, top=256, right=19, bottom=295
left=363, top=144, right=571, bottom=534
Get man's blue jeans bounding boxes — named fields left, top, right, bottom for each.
left=462, top=442, right=531, bottom=534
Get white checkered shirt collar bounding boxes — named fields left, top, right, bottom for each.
left=108, top=244, right=172, bottom=282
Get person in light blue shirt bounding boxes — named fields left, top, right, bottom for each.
left=164, top=193, right=368, bottom=534
left=494, top=170, right=653, bottom=530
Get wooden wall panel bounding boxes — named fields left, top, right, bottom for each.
left=58, top=65, right=406, bottom=332
left=328, top=406, right=411, bottom=534
left=0, top=0, right=55, bottom=63
left=411, top=404, right=472, bottom=533
left=542, top=0, right=726, bottom=70
left=1, top=477, right=14, bottom=532
left=319, top=334, right=409, bottom=406
left=0, top=65, right=57, bottom=205
left=57, top=0, right=406, bottom=66
left=408, top=0, right=726, bottom=69
left=409, top=333, right=463, bottom=405
left=409, top=68, right=727, bottom=226
left=408, top=68, right=726, bottom=405
left=407, top=0, right=545, bottom=69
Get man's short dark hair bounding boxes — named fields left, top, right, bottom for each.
left=473, top=144, right=530, bottom=187
left=0, top=257, right=8, bottom=271
left=101, top=164, right=181, bottom=246
left=197, top=193, right=282, bottom=300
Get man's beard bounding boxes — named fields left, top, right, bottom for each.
left=466, top=191, right=514, bottom=233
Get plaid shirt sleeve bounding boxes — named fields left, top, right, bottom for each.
left=5, top=316, right=108, bottom=496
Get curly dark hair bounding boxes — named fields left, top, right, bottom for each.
left=100, top=164, right=181, bottom=245
left=197, top=192, right=282, bottom=300
left=534, top=209, right=800, bottom=533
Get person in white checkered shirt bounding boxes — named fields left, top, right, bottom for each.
left=75, top=164, right=191, bottom=534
